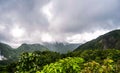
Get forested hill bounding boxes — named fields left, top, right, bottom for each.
left=43, top=42, right=80, bottom=53
left=0, top=42, right=79, bottom=61
left=0, top=43, right=49, bottom=61
left=74, top=29, right=120, bottom=51
left=16, top=43, right=49, bottom=56
left=0, top=42, right=15, bottom=59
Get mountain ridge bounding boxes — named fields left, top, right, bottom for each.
left=74, top=29, right=120, bottom=51
left=43, top=42, right=80, bottom=53
left=0, top=42, right=80, bottom=61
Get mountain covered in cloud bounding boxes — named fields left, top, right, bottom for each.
left=74, top=29, right=120, bottom=51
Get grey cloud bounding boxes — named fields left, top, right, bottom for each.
left=0, top=0, right=50, bottom=31
left=0, top=28, right=12, bottom=42
left=0, top=0, right=120, bottom=47
left=0, top=0, right=50, bottom=43
left=50, top=0, right=120, bottom=33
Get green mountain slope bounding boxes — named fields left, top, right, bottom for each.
left=0, top=42, right=16, bottom=59
left=0, top=43, right=49, bottom=66
left=44, top=42, right=79, bottom=53
left=74, top=29, right=120, bottom=51
left=16, top=43, right=49, bottom=55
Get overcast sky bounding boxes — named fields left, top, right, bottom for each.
left=0, top=0, right=120, bottom=48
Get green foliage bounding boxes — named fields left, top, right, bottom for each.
left=40, top=57, right=84, bottom=73
left=37, top=57, right=120, bottom=73
left=2, top=49, right=120, bottom=73
left=15, top=51, right=61, bottom=73
left=81, top=61, right=101, bottom=73
left=66, top=49, right=120, bottom=62
left=81, top=58, right=115, bottom=73
left=39, top=57, right=120, bottom=73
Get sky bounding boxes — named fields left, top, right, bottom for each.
left=0, top=0, right=120, bottom=48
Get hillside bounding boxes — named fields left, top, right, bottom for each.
left=43, top=42, right=79, bottom=53
left=0, top=43, right=49, bottom=66
left=16, top=43, right=49, bottom=55
left=0, top=42, right=79, bottom=61
left=74, top=29, right=120, bottom=51
left=0, top=42, right=16, bottom=59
